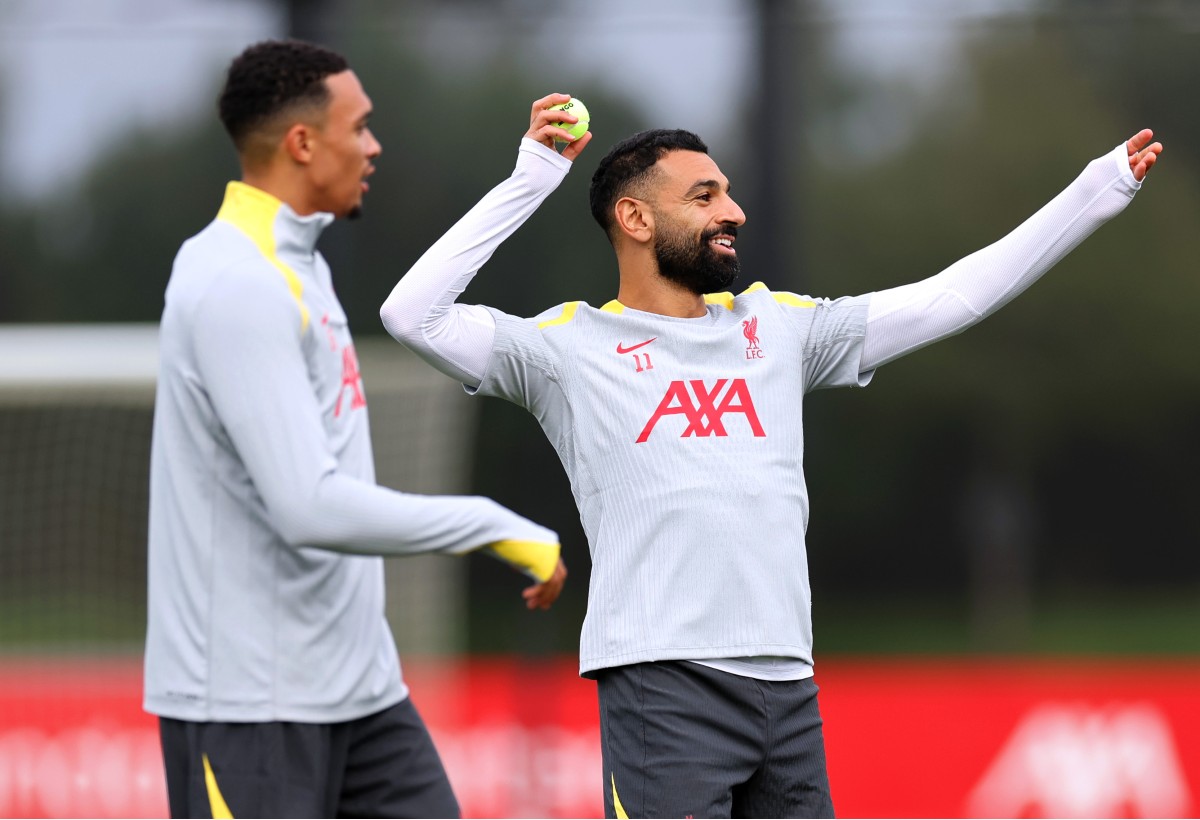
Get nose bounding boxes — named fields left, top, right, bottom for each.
left=366, top=127, right=382, bottom=159
left=722, top=194, right=746, bottom=227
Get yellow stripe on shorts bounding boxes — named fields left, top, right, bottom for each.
left=202, top=753, right=234, bottom=819
left=611, top=772, right=629, bottom=819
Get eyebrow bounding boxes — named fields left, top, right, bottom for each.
left=684, top=179, right=731, bottom=197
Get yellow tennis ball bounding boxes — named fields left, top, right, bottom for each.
left=550, top=97, right=590, bottom=141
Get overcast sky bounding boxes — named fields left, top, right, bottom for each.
left=0, top=0, right=1034, bottom=203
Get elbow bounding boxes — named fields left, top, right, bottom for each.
left=380, top=287, right=448, bottom=358
left=379, top=298, right=419, bottom=347
left=379, top=268, right=432, bottom=346
left=271, top=497, right=341, bottom=550
left=273, top=507, right=323, bottom=549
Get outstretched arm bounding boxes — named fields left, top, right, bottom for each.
left=191, top=269, right=562, bottom=587
left=380, top=94, right=593, bottom=387
left=861, top=130, right=1163, bottom=371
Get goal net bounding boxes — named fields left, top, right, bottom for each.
left=0, top=325, right=479, bottom=656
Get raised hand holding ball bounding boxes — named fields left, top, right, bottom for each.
left=549, top=97, right=590, bottom=142
left=526, top=93, right=592, bottom=161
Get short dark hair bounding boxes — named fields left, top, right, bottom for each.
left=588, top=129, right=709, bottom=240
left=218, top=39, right=349, bottom=155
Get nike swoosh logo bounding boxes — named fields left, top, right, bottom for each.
left=616, top=338, right=657, bottom=355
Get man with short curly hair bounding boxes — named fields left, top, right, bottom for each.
left=144, top=40, right=567, bottom=819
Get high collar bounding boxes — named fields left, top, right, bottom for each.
left=216, top=181, right=335, bottom=258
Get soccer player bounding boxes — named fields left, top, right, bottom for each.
left=380, top=93, right=1162, bottom=818
left=144, top=42, right=567, bottom=819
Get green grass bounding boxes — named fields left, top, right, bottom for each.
left=2, top=589, right=1198, bottom=656
left=0, top=593, right=145, bottom=649
left=814, top=590, right=1200, bottom=655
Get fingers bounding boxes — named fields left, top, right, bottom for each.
left=526, top=93, right=575, bottom=143
left=524, top=94, right=591, bottom=159
left=521, top=580, right=557, bottom=610
left=1132, top=148, right=1161, bottom=182
left=1126, top=128, right=1155, bottom=156
left=530, top=92, right=572, bottom=123
left=521, top=559, right=567, bottom=610
left=1126, top=129, right=1164, bottom=182
left=560, top=129, right=593, bottom=161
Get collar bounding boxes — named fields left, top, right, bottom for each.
left=216, top=181, right=334, bottom=258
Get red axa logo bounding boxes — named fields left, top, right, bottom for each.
left=636, top=378, right=765, bottom=443
left=335, top=345, right=367, bottom=418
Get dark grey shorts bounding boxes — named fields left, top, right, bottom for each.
left=159, top=698, right=459, bottom=818
left=597, top=661, right=834, bottom=819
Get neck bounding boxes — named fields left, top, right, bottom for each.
left=241, top=167, right=323, bottom=217
left=614, top=253, right=708, bottom=318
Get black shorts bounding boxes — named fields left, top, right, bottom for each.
left=597, top=661, right=834, bottom=819
left=158, top=698, right=458, bottom=819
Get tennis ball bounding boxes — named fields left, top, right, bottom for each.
left=549, top=97, right=590, bottom=141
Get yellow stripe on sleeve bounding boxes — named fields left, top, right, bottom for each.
left=729, top=282, right=816, bottom=307
left=773, top=292, right=817, bottom=308
left=537, top=301, right=582, bottom=329
left=487, top=539, right=560, bottom=582
left=202, top=754, right=235, bottom=819
left=216, top=181, right=311, bottom=334
left=741, top=281, right=815, bottom=307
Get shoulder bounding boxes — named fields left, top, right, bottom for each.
left=528, top=299, right=617, bottom=331
left=172, top=220, right=276, bottom=291
left=711, top=282, right=821, bottom=313
left=168, top=226, right=305, bottom=333
left=487, top=299, right=617, bottom=365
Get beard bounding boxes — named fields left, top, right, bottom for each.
left=653, top=219, right=740, bottom=296
left=346, top=204, right=363, bottom=221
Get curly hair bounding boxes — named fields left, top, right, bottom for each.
left=588, top=129, right=709, bottom=241
left=218, top=39, right=349, bottom=156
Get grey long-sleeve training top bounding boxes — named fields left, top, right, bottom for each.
left=145, top=181, right=558, bottom=723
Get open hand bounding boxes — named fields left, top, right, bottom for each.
left=525, top=93, right=593, bottom=161
left=522, top=558, right=567, bottom=610
left=1127, top=129, right=1163, bottom=182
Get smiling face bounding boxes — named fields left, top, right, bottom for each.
left=304, top=70, right=381, bottom=219
left=648, top=150, right=746, bottom=295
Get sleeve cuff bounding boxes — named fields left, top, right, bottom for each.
left=519, top=137, right=574, bottom=173
left=485, top=538, right=561, bottom=582
left=1110, top=142, right=1142, bottom=191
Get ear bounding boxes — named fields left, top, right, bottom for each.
left=614, top=197, right=654, bottom=245
left=282, top=122, right=315, bottom=165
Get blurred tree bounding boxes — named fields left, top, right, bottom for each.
left=286, top=0, right=335, bottom=42
left=0, top=119, right=238, bottom=321
left=2, top=0, right=1197, bottom=653
left=794, top=6, right=1200, bottom=648
left=1052, top=0, right=1200, bottom=165
left=0, top=8, right=645, bottom=651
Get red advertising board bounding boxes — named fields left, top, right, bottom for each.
left=1, top=656, right=1197, bottom=818
left=817, top=658, right=1200, bottom=818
